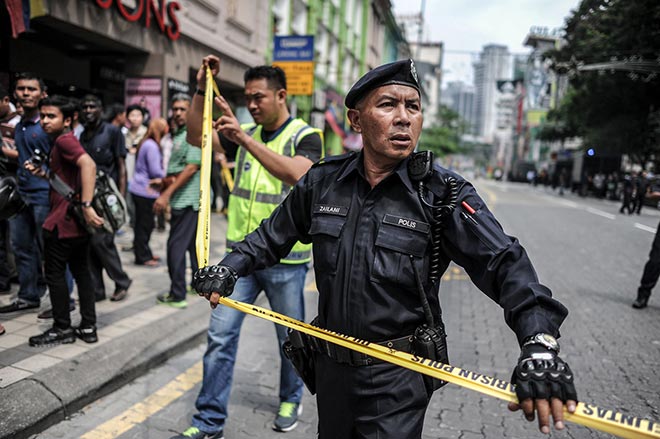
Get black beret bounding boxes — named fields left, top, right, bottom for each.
left=345, top=59, right=421, bottom=109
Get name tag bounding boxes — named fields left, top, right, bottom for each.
left=383, top=214, right=430, bottom=233
left=314, top=204, right=348, bottom=216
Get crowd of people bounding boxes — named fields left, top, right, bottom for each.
left=533, top=167, right=655, bottom=213
left=0, top=74, right=231, bottom=341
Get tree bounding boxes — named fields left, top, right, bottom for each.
left=544, top=0, right=660, bottom=162
left=417, top=105, right=466, bottom=157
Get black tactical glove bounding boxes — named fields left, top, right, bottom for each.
left=192, top=264, right=238, bottom=298
left=511, top=343, right=578, bottom=403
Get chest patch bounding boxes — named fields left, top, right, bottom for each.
left=243, top=161, right=251, bottom=172
left=314, top=204, right=348, bottom=216
left=382, top=214, right=430, bottom=233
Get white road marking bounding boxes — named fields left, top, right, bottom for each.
left=634, top=223, right=657, bottom=234
left=586, top=207, right=616, bottom=220
left=553, top=199, right=579, bottom=208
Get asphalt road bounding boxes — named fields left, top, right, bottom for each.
left=33, top=179, right=660, bottom=439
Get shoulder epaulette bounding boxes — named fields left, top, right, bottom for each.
left=311, top=151, right=356, bottom=168
left=426, top=165, right=466, bottom=198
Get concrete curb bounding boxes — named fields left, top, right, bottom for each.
left=0, top=299, right=211, bottom=439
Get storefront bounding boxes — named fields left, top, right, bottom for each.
left=1, top=0, right=267, bottom=117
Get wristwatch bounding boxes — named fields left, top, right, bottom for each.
left=195, top=87, right=206, bottom=96
left=522, top=333, right=560, bottom=353
left=82, top=201, right=93, bottom=208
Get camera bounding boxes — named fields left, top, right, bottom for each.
left=28, top=149, right=47, bottom=168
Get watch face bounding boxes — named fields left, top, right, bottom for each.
left=539, top=333, right=559, bottom=350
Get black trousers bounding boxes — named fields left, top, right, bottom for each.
left=44, top=229, right=95, bottom=329
left=89, top=229, right=131, bottom=298
left=167, top=207, right=198, bottom=300
left=132, top=194, right=156, bottom=264
left=315, top=354, right=431, bottom=438
left=639, top=222, right=660, bottom=299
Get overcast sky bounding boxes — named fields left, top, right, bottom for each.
left=392, top=0, right=581, bottom=84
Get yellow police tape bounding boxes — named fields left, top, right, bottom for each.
left=194, top=67, right=215, bottom=268
left=195, top=78, right=660, bottom=439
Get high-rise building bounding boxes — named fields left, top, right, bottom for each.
left=473, top=44, right=512, bottom=142
left=443, top=81, right=477, bottom=135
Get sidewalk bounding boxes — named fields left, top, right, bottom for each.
left=0, top=212, right=229, bottom=439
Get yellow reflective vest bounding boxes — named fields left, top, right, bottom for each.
left=226, top=118, right=323, bottom=264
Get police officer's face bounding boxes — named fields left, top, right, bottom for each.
left=348, top=84, right=422, bottom=164
left=244, top=78, right=285, bottom=129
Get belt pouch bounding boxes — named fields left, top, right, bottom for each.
left=413, top=323, right=449, bottom=390
left=283, top=328, right=317, bottom=395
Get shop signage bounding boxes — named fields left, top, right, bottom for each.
left=95, top=0, right=181, bottom=41
left=273, top=35, right=315, bottom=96
left=167, top=78, right=191, bottom=102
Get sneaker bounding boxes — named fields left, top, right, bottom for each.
left=169, top=426, right=224, bottom=439
left=156, top=293, right=187, bottom=309
left=38, top=301, right=76, bottom=320
left=29, top=327, right=76, bottom=347
left=74, top=325, right=98, bottom=343
left=0, top=300, right=39, bottom=314
left=273, top=402, right=302, bottom=432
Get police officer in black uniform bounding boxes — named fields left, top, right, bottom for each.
left=193, top=60, right=577, bottom=438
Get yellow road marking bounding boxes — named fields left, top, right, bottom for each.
left=81, top=362, right=203, bottom=439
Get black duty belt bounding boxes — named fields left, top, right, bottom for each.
left=308, top=333, right=414, bottom=366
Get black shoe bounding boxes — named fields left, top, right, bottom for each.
left=29, top=327, right=76, bottom=347
left=38, top=302, right=76, bottom=320
left=111, top=279, right=132, bottom=302
left=0, top=300, right=39, bottom=314
left=632, top=296, right=649, bottom=309
left=74, top=325, right=98, bottom=343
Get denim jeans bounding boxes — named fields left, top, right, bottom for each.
left=9, top=203, right=49, bottom=304
left=192, top=262, right=308, bottom=434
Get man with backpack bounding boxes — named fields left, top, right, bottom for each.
left=26, top=95, right=104, bottom=346
left=79, top=95, right=132, bottom=302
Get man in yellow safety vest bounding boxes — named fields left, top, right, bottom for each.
left=176, top=55, right=323, bottom=439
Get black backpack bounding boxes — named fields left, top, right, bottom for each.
left=89, top=170, right=128, bottom=233
left=51, top=170, right=127, bottom=234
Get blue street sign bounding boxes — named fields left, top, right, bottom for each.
left=273, top=35, right=314, bottom=61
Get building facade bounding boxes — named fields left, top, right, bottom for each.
left=1, top=0, right=270, bottom=117
left=1, top=0, right=410, bottom=156
left=271, top=0, right=409, bottom=155
left=409, top=41, right=442, bottom=127
left=473, top=44, right=512, bottom=143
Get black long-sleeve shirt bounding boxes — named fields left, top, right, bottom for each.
left=222, top=152, right=567, bottom=345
